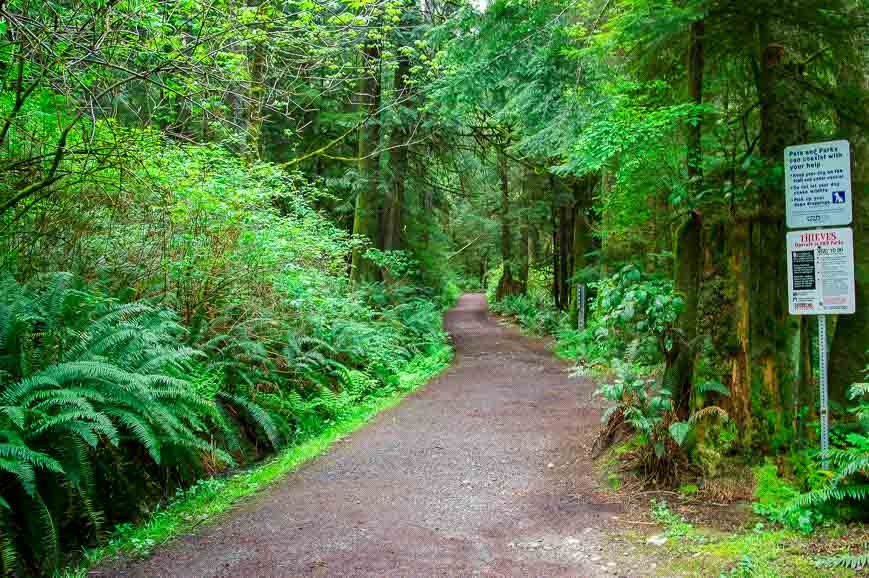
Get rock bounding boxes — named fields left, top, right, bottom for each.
left=547, top=462, right=555, bottom=468
left=646, top=534, right=668, bottom=546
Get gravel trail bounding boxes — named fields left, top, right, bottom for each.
left=100, top=293, right=636, bottom=578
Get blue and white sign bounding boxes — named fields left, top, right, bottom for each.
left=785, top=140, right=852, bottom=229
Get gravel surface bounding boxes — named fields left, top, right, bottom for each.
left=98, top=293, right=652, bottom=578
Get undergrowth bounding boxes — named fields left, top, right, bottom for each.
left=1, top=268, right=453, bottom=576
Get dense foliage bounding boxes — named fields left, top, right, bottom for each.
left=0, top=2, right=457, bottom=574
left=1, top=0, right=867, bottom=573
left=433, top=0, right=868, bottom=567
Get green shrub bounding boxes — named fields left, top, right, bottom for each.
left=0, top=271, right=450, bottom=576
left=0, top=274, right=242, bottom=575
left=752, top=463, right=821, bottom=534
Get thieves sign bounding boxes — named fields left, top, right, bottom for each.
left=785, top=140, right=852, bottom=228
left=787, top=227, right=855, bottom=315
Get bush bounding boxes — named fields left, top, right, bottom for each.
left=0, top=274, right=239, bottom=574
left=489, top=293, right=566, bottom=336
left=0, top=272, right=449, bottom=575
left=591, top=354, right=728, bottom=484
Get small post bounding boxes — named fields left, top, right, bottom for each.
left=818, top=314, right=829, bottom=470
left=577, top=284, right=586, bottom=330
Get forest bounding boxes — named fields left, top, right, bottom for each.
left=0, top=0, right=867, bottom=576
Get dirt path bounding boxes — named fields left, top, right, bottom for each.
left=101, top=294, right=650, bottom=577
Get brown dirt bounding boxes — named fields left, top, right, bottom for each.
left=97, top=294, right=657, bottom=578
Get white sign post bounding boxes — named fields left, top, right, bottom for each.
left=785, top=140, right=855, bottom=471
left=786, top=228, right=856, bottom=469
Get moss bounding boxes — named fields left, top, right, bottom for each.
left=679, top=483, right=699, bottom=496
left=652, top=528, right=855, bottom=578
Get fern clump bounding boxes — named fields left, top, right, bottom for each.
left=0, top=274, right=237, bottom=575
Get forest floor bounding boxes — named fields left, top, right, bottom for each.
left=94, top=294, right=852, bottom=578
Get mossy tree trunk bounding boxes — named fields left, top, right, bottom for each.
left=496, top=151, right=522, bottom=299
left=828, top=48, right=869, bottom=405
left=550, top=181, right=561, bottom=307
left=569, top=175, right=596, bottom=328
left=748, top=29, right=806, bottom=447
left=667, top=211, right=703, bottom=415
left=729, top=219, right=753, bottom=440
left=663, top=18, right=704, bottom=416
left=382, top=54, right=410, bottom=254
left=351, top=38, right=383, bottom=287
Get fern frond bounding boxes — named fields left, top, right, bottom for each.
left=218, top=392, right=282, bottom=449
left=696, top=380, right=730, bottom=397
left=0, top=444, right=64, bottom=474
left=32, top=491, right=59, bottom=571
left=105, top=409, right=161, bottom=463
left=689, top=405, right=729, bottom=424
left=816, top=550, right=869, bottom=570
left=0, top=457, right=36, bottom=496
left=788, top=483, right=869, bottom=512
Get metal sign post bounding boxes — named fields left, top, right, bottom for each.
left=818, top=314, right=829, bottom=470
left=784, top=140, right=855, bottom=471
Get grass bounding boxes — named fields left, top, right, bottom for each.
left=657, top=526, right=856, bottom=577
left=638, top=499, right=858, bottom=577
left=59, top=342, right=453, bottom=577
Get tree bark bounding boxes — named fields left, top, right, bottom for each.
left=558, top=202, right=572, bottom=310
left=496, top=152, right=521, bottom=299
left=749, top=25, right=806, bottom=445
left=382, top=55, right=410, bottom=253
left=350, top=38, right=383, bottom=287
left=551, top=187, right=560, bottom=308
left=728, top=219, right=753, bottom=440
left=570, top=175, right=596, bottom=327
left=666, top=211, right=703, bottom=414
left=828, top=43, right=869, bottom=404
left=664, top=18, right=704, bottom=415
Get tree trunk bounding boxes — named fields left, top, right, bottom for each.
left=666, top=211, right=703, bottom=414
left=245, top=37, right=264, bottom=161
left=551, top=187, right=560, bottom=308
left=729, top=220, right=753, bottom=441
left=382, top=55, right=410, bottom=253
left=828, top=47, right=869, bottom=404
left=350, top=39, right=382, bottom=287
left=687, top=19, right=704, bottom=187
left=496, top=152, right=521, bottom=299
left=749, top=26, right=806, bottom=446
left=664, top=17, right=704, bottom=415
left=798, top=316, right=815, bottom=435
left=558, top=203, right=572, bottom=310
left=570, top=175, right=596, bottom=327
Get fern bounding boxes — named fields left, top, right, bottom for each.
left=0, top=275, right=248, bottom=574
left=696, top=380, right=730, bottom=397
left=816, top=550, right=869, bottom=570
left=218, top=392, right=282, bottom=449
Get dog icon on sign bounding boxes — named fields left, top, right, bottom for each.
left=832, top=191, right=846, bottom=204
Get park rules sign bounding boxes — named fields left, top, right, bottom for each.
left=787, top=227, right=855, bottom=315
left=785, top=140, right=852, bottom=228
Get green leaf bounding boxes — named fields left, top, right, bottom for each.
left=668, top=421, right=691, bottom=446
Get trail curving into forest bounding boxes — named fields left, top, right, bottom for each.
left=101, top=294, right=637, bottom=577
